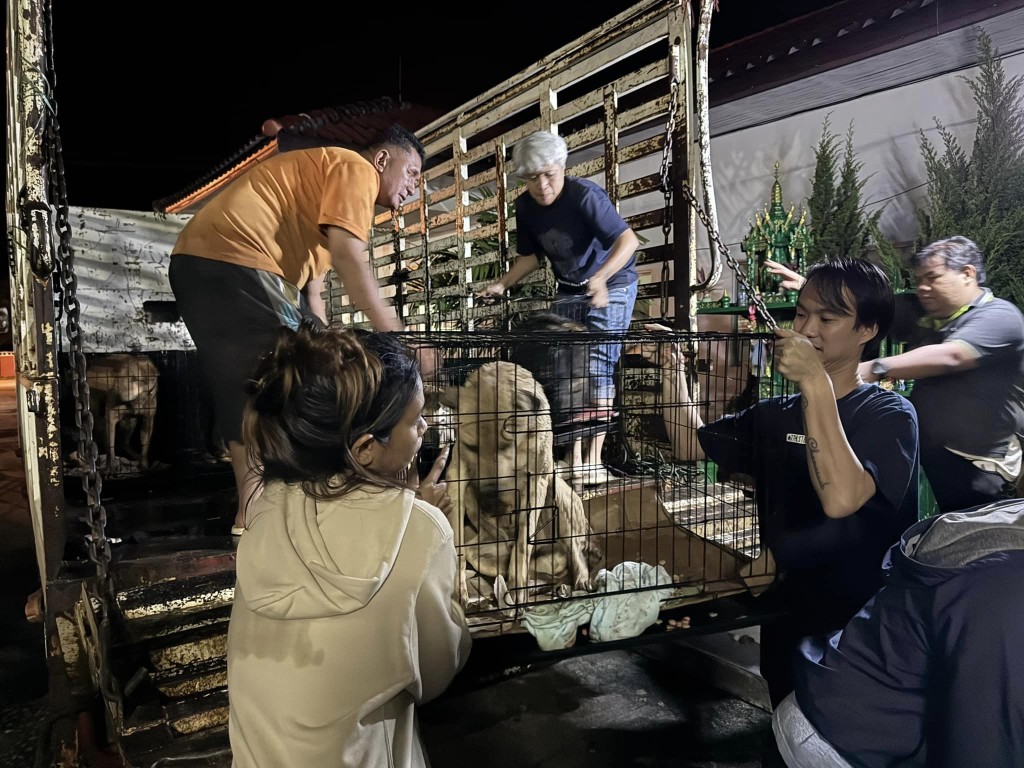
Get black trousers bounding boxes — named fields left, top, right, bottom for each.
left=756, top=587, right=856, bottom=708
left=169, top=255, right=319, bottom=443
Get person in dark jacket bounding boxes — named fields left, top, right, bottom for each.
left=773, top=497, right=1024, bottom=767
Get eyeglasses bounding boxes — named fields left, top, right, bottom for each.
left=524, top=168, right=564, bottom=184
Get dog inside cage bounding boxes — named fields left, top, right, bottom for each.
left=508, top=312, right=592, bottom=427
left=64, top=353, right=160, bottom=477
left=413, top=325, right=780, bottom=645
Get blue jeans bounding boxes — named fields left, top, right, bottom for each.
left=550, top=282, right=637, bottom=401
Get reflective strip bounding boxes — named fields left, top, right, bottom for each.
left=946, top=434, right=1022, bottom=482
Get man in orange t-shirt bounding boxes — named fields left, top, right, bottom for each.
left=169, top=124, right=430, bottom=534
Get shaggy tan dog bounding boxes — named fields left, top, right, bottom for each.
left=440, top=362, right=599, bottom=605
left=86, top=354, right=159, bottom=471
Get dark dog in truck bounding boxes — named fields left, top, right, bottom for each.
left=508, top=312, right=593, bottom=430
left=85, top=354, right=159, bottom=471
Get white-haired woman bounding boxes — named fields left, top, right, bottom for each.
left=479, top=130, right=639, bottom=485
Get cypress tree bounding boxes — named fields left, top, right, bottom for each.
left=918, top=30, right=1024, bottom=309
left=806, top=116, right=903, bottom=283
left=832, top=122, right=873, bottom=260
left=806, top=115, right=839, bottom=264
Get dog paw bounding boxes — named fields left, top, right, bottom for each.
left=574, top=576, right=594, bottom=593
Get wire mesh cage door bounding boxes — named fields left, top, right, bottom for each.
left=408, top=324, right=778, bottom=645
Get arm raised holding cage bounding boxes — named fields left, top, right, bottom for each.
left=640, top=259, right=921, bottom=711
left=638, top=323, right=706, bottom=462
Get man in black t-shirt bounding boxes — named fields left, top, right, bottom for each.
left=654, top=257, right=920, bottom=707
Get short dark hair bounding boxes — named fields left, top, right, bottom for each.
left=242, top=320, right=420, bottom=500
left=912, top=236, right=987, bottom=285
left=802, top=256, right=895, bottom=360
left=356, top=329, right=422, bottom=443
left=370, top=124, right=426, bottom=164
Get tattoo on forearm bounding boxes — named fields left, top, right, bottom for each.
left=802, top=395, right=809, bottom=411
left=807, top=438, right=829, bottom=489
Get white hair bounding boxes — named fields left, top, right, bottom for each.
left=512, top=131, right=568, bottom=177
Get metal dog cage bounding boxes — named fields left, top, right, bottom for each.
left=60, top=352, right=222, bottom=478
left=409, top=324, right=781, bottom=646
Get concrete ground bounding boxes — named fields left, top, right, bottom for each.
left=421, top=644, right=771, bottom=768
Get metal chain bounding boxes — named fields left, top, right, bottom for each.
left=41, top=0, right=120, bottom=707
left=419, top=174, right=433, bottom=334
left=391, top=211, right=405, bottom=321
left=678, top=182, right=777, bottom=330
left=656, top=47, right=774, bottom=331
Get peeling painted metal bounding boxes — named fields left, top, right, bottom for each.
left=138, top=614, right=231, bottom=642
left=54, top=614, right=83, bottom=680
left=171, top=705, right=230, bottom=736
left=120, top=586, right=235, bottom=622
left=41, top=322, right=54, bottom=371
left=42, top=381, right=60, bottom=485
left=68, top=206, right=195, bottom=353
left=23, top=202, right=54, bottom=276
left=149, top=633, right=228, bottom=672
left=55, top=742, right=79, bottom=768
left=157, top=669, right=228, bottom=699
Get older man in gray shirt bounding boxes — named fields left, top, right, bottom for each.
left=860, top=236, right=1024, bottom=513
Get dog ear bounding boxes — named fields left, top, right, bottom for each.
left=515, top=383, right=548, bottom=414
left=505, top=380, right=551, bottom=436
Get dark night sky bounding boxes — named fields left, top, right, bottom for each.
left=52, top=1, right=839, bottom=211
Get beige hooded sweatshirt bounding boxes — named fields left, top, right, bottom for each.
left=227, top=482, right=472, bottom=768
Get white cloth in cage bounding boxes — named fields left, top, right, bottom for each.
left=588, top=561, right=675, bottom=643
left=518, top=561, right=676, bottom=649
left=519, top=593, right=595, bottom=651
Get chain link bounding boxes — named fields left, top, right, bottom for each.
left=656, top=46, right=774, bottom=331
left=391, top=211, right=405, bottom=322
left=41, top=0, right=120, bottom=708
left=678, top=183, right=777, bottom=331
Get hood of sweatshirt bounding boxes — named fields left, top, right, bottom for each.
left=886, top=498, right=1024, bottom=589
left=234, top=482, right=415, bottom=620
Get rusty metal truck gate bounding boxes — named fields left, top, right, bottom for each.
left=5, top=1, right=785, bottom=764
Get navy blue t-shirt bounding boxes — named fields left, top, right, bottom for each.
left=515, top=176, right=638, bottom=289
left=698, top=383, right=920, bottom=615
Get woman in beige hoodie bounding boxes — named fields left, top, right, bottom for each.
left=227, top=321, right=471, bottom=768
